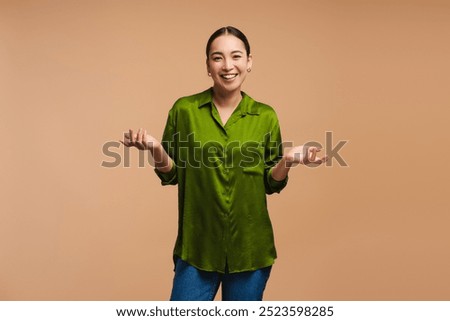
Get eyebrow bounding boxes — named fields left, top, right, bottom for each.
left=210, top=50, right=244, bottom=56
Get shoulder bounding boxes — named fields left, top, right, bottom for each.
left=170, top=88, right=211, bottom=112
left=165, top=89, right=211, bottom=125
left=256, top=101, right=278, bottom=116
left=244, top=93, right=279, bottom=120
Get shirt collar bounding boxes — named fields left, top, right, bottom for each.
left=197, top=87, right=260, bottom=115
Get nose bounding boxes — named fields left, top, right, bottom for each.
left=222, top=58, right=233, bottom=71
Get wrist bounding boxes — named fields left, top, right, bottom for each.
left=282, top=155, right=294, bottom=168
left=146, top=140, right=161, bottom=151
left=155, top=159, right=173, bottom=173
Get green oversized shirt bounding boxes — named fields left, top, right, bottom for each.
left=154, top=88, right=288, bottom=273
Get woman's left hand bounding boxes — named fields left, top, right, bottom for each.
left=285, top=145, right=328, bottom=167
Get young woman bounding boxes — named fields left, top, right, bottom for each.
left=121, top=26, right=327, bottom=301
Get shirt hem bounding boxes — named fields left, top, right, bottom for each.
left=173, top=254, right=276, bottom=274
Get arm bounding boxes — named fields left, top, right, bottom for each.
left=271, top=145, right=328, bottom=181
left=120, top=128, right=173, bottom=173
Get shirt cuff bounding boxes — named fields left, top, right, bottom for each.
left=154, top=160, right=177, bottom=185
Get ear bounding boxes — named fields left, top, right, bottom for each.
left=247, top=54, right=253, bottom=70
left=206, top=58, right=211, bottom=74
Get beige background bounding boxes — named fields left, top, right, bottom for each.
left=1, top=0, right=449, bottom=300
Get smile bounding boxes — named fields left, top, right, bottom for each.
left=220, top=73, right=238, bottom=80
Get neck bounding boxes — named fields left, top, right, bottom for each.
left=212, top=86, right=242, bottom=109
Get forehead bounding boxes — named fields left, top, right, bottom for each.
left=209, top=35, right=246, bottom=54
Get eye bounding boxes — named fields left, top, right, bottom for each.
left=233, top=55, right=242, bottom=59
left=212, top=56, right=222, bottom=62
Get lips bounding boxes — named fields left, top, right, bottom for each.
left=220, top=73, right=238, bottom=80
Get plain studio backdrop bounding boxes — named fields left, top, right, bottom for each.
left=1, top=0, right=449, bottom=300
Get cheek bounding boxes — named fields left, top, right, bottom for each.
left=239, top=60, right=250, bottom=70
left=208, top=63, right=221, bottom=73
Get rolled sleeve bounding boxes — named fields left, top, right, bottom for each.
left=154, top=108, right=178, bottom=186
left=154, top=159, right=177, bottom=185
left=264, top=112, right=289, bottom=195
left=265, top=166, right=288, bottom=194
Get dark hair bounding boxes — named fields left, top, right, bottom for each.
left=206, top=26, right=251, bottom=58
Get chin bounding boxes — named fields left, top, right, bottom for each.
left=220, top=80, right=245, bottom=92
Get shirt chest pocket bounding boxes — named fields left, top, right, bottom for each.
left=233, top=141, right=264, bottom=170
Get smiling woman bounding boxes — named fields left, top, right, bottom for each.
left=120, top=26, right=327, bottom=301
left=206, top=27, right=252, bottom=115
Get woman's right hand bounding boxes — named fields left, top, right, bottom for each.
left=120, top=128, right=160, bottom=150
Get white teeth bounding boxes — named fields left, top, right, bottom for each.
left=221, top=74, right=237, bottom=79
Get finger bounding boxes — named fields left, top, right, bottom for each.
left=136, top=128, right=144, bottom=149
left=135, top=141, right=146, bottom=150
left=135, top=128, right=140, bottom=142
left=129, top=129, right=135, bottom=143
left=138, top=128, right=144, bottom=143
left=314, top=155, right=328, bottom=164
left=142, top=129, right=149, bottom=149
left=119, top=140, right=131, bottom=147
left=308, top=147, right=317, bottom=163
left=122, top=132, right=131, bottom=145
left=310, top=147, right=323, bottom=156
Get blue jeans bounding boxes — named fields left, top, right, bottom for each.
left=170, top=257, right=272, bottom=301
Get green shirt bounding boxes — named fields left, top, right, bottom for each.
left=155, top=88, right=288, bottom=273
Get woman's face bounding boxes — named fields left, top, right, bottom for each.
left=207, top=35, right=253, bottom=94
